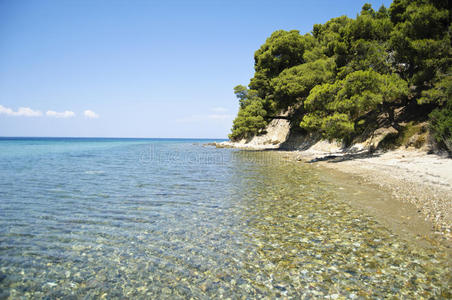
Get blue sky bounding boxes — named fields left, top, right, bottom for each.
left=0, top=0, right=392, bottom=138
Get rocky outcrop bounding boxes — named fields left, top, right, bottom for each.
left=217, top=117, right=291, bottom=149
left=217, top=109, right=435, bottom=153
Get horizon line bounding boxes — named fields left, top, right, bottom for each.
left=0, top=135, right=228, bottom=140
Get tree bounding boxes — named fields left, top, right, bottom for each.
left=229, top=0, right=451, bottom=152
left=389, top=0, right=451, bottom=87
left=254, top=30, right=308, bottom=78
left=229, top=85, right=269, bottom=141
left=422, top=70, right=452, bottom=153
left=234, top=85, right=260, bottom=109
left=418, top=70, right=452, bottom=106
left=229, top=99, right=267, bottom=141
left=249, top=30, right=314, bottom=101
left=301, top=70, right=408, bottom=140
left=429, top=97, right=452, bottom=153
left=271, top=58, right=335, bottom=109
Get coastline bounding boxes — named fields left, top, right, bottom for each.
left=215, top=141, right=452, bottom=242
left=296, top=149, right=452, bottom=242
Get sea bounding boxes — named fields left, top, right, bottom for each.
left=0, top=137, right=450, bottom=298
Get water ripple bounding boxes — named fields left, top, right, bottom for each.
left=0, top=140, right=450, bottom=298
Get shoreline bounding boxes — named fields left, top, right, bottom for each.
left=294, top=149, right=452, bottom=241
left=215, top=141, right=452, bottom=243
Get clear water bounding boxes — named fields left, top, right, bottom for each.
left=0, top=138, right=450, bottom=298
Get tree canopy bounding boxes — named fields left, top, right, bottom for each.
left=229, top=0, right=451, bottom=150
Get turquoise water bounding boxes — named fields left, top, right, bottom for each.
left=0, top=138, right=450, bottom=298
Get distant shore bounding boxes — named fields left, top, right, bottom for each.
left=213, top=141, right=452, bottom=242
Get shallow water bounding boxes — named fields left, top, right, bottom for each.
left=0, top=138, right=450, bottom=298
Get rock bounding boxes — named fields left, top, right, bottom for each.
left=369, top=127, right=399, bottom=149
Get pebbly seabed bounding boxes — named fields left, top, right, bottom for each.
left=0, top=138, right=450, bottom=298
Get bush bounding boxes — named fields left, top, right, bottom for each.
left=429, top=98, right=452, bottom=153
left=229, top=99, right=268, bottom=141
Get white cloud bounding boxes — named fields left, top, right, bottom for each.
left=84, top=110, right=99, bottom=119
left=46, top=110, right=75, bottom=118
left=0, top=105, right=42, bottom=117
left=211, top=107, right=228, bottom=113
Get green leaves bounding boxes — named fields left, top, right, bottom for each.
left=229, top=85, right=269, bottom=141
left=230, top=0, right=450, bottom=149
left=418, top=71, right=452, bottom=106
left=271, top=58, right=335, bottom=108
left=234, top=85, right=260, bottom=109
left=254, top=30, right=309, bottom=78
left=321, top=113, right=355, bottom=140
left=229, top=98, right=268, bottom=141
left=301, top=70, right=408, bottom=140
left=429, top=96, right=452, bottom=152
left=389, top=0, right=451, bottom=86
left=303, top=82, right=339, bottom=112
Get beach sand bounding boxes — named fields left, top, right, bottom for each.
left=292, top=148, right=452, bottom=242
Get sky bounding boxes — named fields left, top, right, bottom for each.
left=0, top=0, right=392, bottom=138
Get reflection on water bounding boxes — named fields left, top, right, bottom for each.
left=0, top=140, right=450, bottom=298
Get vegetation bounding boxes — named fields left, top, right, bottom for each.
left=229, top=0, right=451, bottom=152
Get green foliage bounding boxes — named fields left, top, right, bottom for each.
left=321, top=113, right=355, bottom=141
left=248, top=72, right=272, bottom=99
left=254, top=30, right=309, bottom=78
left=249, top=30, right=316, bottom=100
left=271, top=58, right=335, bottom=108
left=397, top=122, right=423, bottom=148
left=230, top=0, right=451, bottom=149
left=337, top=39, right=391, bottom=77
left=302, top=70, right=408, bottom=140
left=234, top=85, right=260, bottom=109
left=418, top=71, right=452, bottom=106
left=429, top=97, right=452, bottom=153
left=346, top=10, right=393, bottom=41
left=313, top=16, right=352, bottom=60
left=378, top=122, right=426, bottom=150
left=229, top=85, right=269, bottom=141
left=302, top=82, right=340, bottom=112
left=389, top=0, right=451, bottom=86
left=229, top=98, right=268, bottom=141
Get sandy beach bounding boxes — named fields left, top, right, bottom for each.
left=292, top=148, right=452, bottom=242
